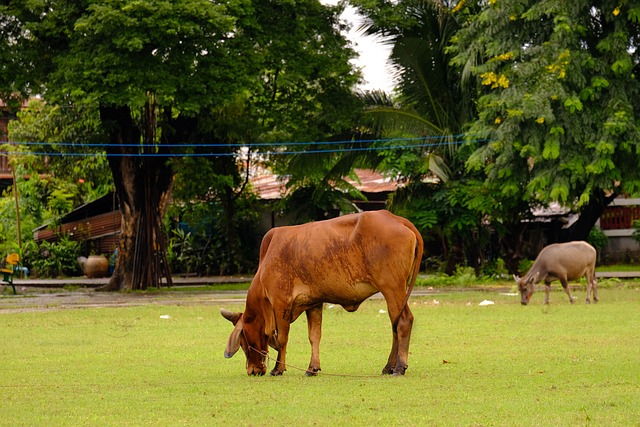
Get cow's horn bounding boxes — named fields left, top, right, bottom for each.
left=220, top=308, right=242, bottom=324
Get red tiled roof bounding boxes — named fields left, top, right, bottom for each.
left=250, top=169, right=399, bottom=200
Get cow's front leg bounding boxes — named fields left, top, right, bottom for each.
left=271, top=322, right=290, bottom=376
left=305, top=305, right=323, bottom=376
left=544, top=283, right=551, bottom=304
left=560, top=279, right=575, bottom=304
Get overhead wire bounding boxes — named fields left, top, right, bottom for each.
left=1, top=136, right=486, bottom=157
left=8, top=134, right=471, bottom=148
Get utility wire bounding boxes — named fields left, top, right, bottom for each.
left=2, top=138, right=486, bottom=157
left=6, top=134, right=473, bottom=149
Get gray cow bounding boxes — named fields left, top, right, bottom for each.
left=513, top=241, right=598, bottom=305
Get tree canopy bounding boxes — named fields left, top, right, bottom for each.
left=451, top=0, right=640, bottom=215
left=1, top=0, right=365, bottom=286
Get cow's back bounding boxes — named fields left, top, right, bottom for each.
left=255, top=211, right=419, bottom=301
left=536, top=241, right=596, bottom=276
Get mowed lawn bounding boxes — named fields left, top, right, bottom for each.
left=1, top=286, right=639, bottom=426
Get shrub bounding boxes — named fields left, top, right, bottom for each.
left=25, top=234, right=82, bottom=278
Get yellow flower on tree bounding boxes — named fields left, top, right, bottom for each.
left=613, top=7, right=620, bottom=16
left=497, top=74, right=509, bottom=88
left=452, top=0, right=465, bottom=13
left=480, top=71, right=509, bottom=89
left=536, top=117, right=545, bottom=124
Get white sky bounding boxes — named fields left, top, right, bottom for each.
left=323, top=2, right=395, bottom=92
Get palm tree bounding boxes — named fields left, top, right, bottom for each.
left=352, top=0, right=484, bottom=274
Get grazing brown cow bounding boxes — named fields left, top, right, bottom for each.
left=513, top=241, right=598, bottom=305
left=221, top=210, right=423, bottom=376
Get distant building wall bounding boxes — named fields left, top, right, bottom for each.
left=599, top=198, right=640, bottom=262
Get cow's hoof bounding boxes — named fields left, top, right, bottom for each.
left=392, top=366, right=407, bottom=376
left=270, top=369, right=284, bottom=376
left=305, top=369, right=320, bottom=377
left=381, top=365, right=394, bottom=375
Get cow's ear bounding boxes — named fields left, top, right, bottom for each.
left=224, top=318, right=244, bottom=359
left=220, top=308, right=242, bottom=325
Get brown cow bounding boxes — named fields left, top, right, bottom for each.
left=221, top=210, right=423, bottom=376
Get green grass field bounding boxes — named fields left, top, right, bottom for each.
left=1, top=287, right=639, bottom=426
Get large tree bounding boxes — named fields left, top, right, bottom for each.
left=2, top=0, right=361, bottom=289
left=350, top=0, right=489, bottom=273
left=451, top=0, right=640, bottom=250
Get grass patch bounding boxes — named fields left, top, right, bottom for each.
left=597, top=264, right=640, bottom=272
left=1, top=288, right=639, bottom=425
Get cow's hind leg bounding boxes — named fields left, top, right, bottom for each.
left=382, top=304, right=414, bottom=376
left=586, top=270, right=598, bottom=304
left=394, top=306, right=414, bottom=375
left=305, top=305, right=323, bottom=376
left=382, top=333, right=398, bottom=375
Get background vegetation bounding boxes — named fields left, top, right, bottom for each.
left=3, top=0, right=640, bottom=281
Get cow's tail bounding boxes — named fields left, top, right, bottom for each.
left=393, top=218, right=424, bottom=331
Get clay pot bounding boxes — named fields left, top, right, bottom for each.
left=83, top=255, right=109, bottom=278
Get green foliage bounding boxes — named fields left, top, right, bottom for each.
left=2, top=0, right=363, bottom=289
left=631, top=219, right=640, bottom=245
left=518, top=258, right=534, bottom=275
left=588, top=226, right=609, bottom=251
left=451, top=0, right=640, bottom=209
left=167, top=169, right=261, bottom=275
left=24, top=234, right=82, bottom=278
left=8, top=99, right=112, bottom=201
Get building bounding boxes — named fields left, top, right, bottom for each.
left=598, top=197, right=640, bottom=262
left=33, top=193, right=121, bottom=256
left=250, top=168, right=399, bottom=232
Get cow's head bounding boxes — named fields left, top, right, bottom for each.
left=513, top=273, right=538, bottom=305
left=221, top=308, right=271, bottom=376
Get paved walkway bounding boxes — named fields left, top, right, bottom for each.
left=6, top=270, right=639, bottom=288
left=6, top=274, right=255, bottom=288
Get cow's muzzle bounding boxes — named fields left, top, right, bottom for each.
left=247, top=363, right=267, bottom=376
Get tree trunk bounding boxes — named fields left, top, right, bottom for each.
left=558, top=190, right=618, bottom=242
left=499, top=222, right=529, bottom=276
left=99, top=105, right=173, bottom=291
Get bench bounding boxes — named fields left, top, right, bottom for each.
left=1, top=253, right=20, bottom=295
